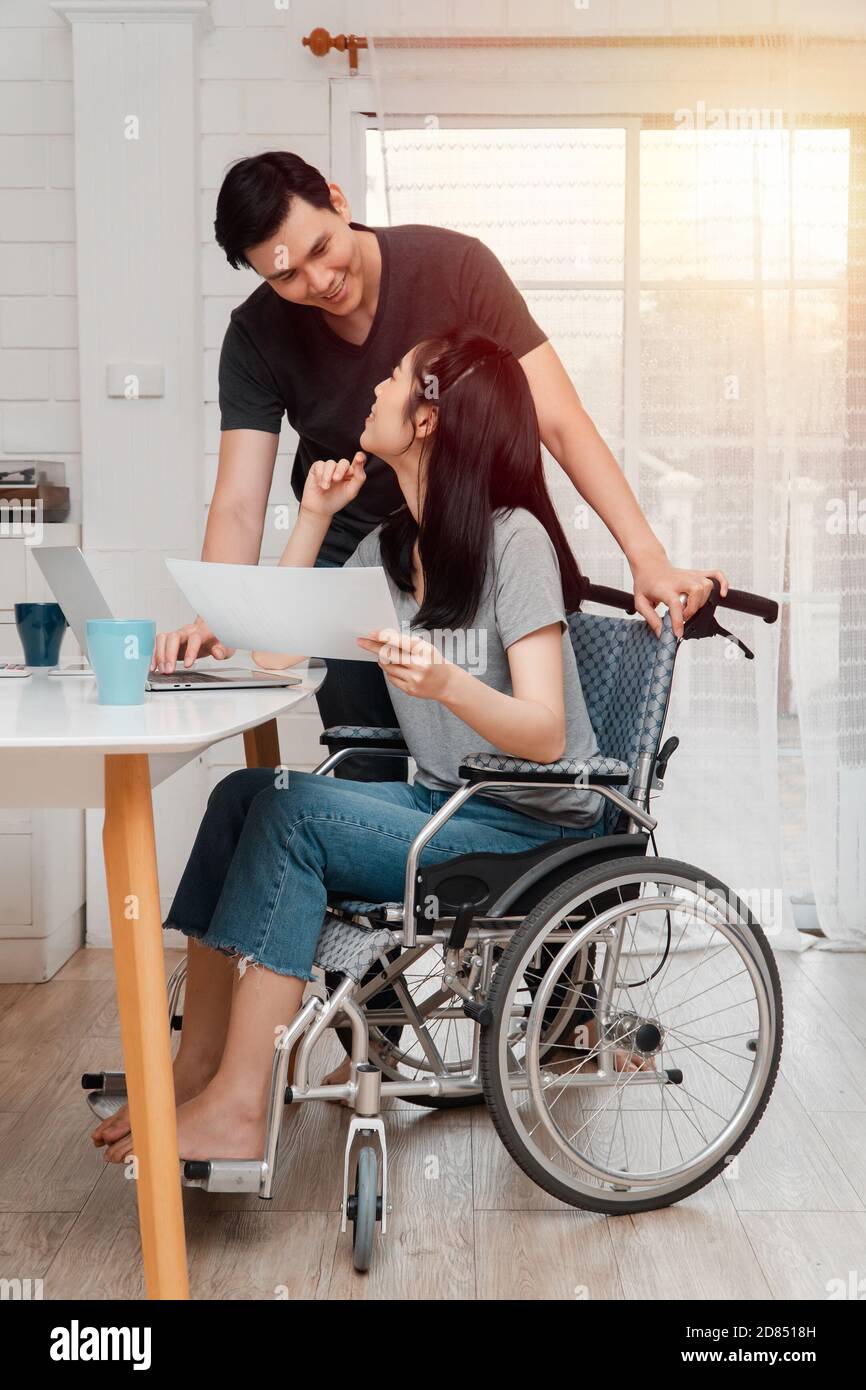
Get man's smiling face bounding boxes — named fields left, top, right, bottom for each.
left=243, top=196, right=365, bottom=315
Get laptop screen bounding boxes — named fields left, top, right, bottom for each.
left=30, top=546, right=114, bottom=656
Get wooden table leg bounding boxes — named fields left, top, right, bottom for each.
left=243, top=716, right=280, bottom=771
left=103, top=753, right=189, bottom=1301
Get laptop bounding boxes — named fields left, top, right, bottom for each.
left=31, top=546, right=301, bottom=692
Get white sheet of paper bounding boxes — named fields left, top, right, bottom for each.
left=165, top=558, right=400, bottom=662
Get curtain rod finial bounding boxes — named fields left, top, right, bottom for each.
left=302, top=27, right=366, bottom=73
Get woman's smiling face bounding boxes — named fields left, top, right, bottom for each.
left=360, top=347, right=424, bottom=459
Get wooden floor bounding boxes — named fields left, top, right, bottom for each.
left=1, top=944, right=865, bottom=1301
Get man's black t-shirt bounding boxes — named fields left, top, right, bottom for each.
left=218, top=220, right=548, bottom=564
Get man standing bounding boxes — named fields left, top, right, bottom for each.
left=154, top=151, right=726, bottom=778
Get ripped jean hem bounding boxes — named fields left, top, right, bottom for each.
left=162, top=919, right=317, bottom=984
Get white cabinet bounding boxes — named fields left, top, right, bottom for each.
left=0, top=524, right=86, bottom=980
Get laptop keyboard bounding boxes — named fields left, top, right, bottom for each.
left=147, top=669, right=298, bottom=686
left=149, top=669, right=244, bottom=685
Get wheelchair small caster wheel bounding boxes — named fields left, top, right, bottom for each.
left=349, top=1145, right=380, bottom=1273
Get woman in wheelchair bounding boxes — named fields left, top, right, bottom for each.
left=92, top=326, right=648, bottom=1164
left=91, top=326, right=786, bottom=1201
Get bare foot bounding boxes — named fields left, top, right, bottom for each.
left=173, top=1086, right=265, bottom=1161
left=99, top=1081, right=267, bottom=1165
left=90, top=1064, right=216, bottom=1153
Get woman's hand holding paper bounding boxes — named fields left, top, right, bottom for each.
left=356, top=628, right=457, bottom=703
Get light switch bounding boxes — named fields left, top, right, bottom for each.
left=106, top=363, right=165, bottom=399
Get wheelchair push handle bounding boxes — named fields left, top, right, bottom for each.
left=710, top=580, right=778, bottom=624
left=576, top=574, right=778, bottom=661
left=576, top=578, right=637, bottom=614
left=576, top=576, right=778, bottom=625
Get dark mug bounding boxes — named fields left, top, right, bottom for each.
left=14, top=601, right=68, bottom=667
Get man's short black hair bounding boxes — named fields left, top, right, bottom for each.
left=214, top=151, right=334, bottom=270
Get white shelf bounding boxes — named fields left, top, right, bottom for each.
left=0, top=525, right=84, bottom=978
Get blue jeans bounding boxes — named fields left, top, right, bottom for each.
left=165, top=769, right=606, bottom=981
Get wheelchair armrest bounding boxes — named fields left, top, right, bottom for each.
left=457, top=752, right=631, bottom=787
left=320, top=724, right=409, bottom=753
left=401, top=756, right=651, bottom=946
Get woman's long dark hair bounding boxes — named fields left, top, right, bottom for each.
left=379, top=327, right=584, bottom=631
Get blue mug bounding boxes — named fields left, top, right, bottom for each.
left=85, top=619, right=156, bottom=706
left=15, top=601, right=67, bottom=666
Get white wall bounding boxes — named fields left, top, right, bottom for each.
left=0, top=1, right=79, bottom=519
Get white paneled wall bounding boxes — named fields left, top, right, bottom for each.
left=0, top=0, right=79, bottom=520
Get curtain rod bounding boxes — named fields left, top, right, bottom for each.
left=302, top=27, right=857, bottom=75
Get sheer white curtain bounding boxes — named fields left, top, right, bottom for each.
left=788, top=111, right=866, bottom=947
left=365, top=20, right=866, bottom=949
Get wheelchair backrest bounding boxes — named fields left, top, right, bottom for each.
left=567, top=608, right=679, bottom=825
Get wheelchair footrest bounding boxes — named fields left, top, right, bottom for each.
left=81, top=1070, right=126, bottom=1094
left=82, top=1071, right=128, bottom=1122
left=85, top=1090, right=128, bottom=1122
left=180, top=1158, right=266, bottom=1195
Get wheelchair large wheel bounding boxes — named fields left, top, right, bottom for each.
left=480, top=857, right=783, bottom=1215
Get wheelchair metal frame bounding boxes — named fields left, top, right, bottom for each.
left=314, top=743, right=659, bottom=948
left=86, top=578, right=781, bottom=1263
left=179, top=749, right=664, bottom=1214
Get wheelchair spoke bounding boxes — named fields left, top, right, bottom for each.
left=659, top=941, right=732, bottom=998
left=661, top=1085, right=687, bottom=1167
left=678, top=996, right=763, bottom=1029
left=655, top=1079, right=711, bottom=1146
left=666, top=966, right=750, bottom=1013
left=391, top=977, right=448, bottom=1071
left=358, top=943, right=479, bottom=1091
left=663, top=1024, right=757, bottom=1061
left=661, top=1028, right=756, bottom=1067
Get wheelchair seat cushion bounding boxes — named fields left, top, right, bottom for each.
left=327, top=896, right=402, bottom=919
left=314, top=909, right=396, bottom=981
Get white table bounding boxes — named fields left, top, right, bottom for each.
left=0, top=662, right=325, bottom=1299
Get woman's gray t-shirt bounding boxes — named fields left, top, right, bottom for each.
left=344, top=507, right=603, bottom=829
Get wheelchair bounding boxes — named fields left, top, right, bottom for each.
left=84, top=577, right=783, bottom=1272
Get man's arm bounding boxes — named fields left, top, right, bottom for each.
left=518, top=341, right=729, bottom=637
left=151, top=428, right=278, bottom=672
left=202, top=428, right=277, bottom=564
